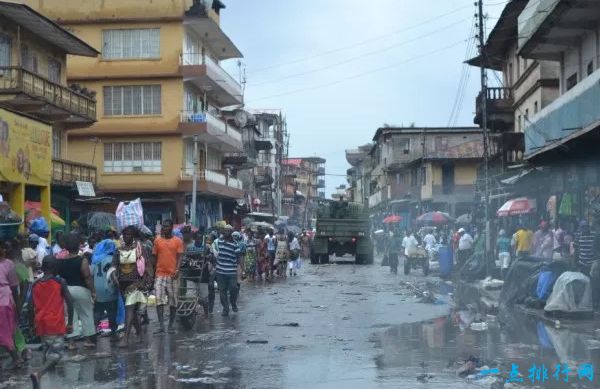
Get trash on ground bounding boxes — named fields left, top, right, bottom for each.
left=481, top=276, right=504, bottom=290
left=470, top=322, right=488, bottom=331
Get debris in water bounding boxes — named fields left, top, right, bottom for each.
left=246, top=340, right=269, bottom=344
left=457, top=356, right=480, bottom=377
left=268, top=322, right=300, bottom=327
left=416, top=373, right=434, bottom=382
left=341, top=292, right=362, bottom=295
left=470, top=322, right=488, bottom=331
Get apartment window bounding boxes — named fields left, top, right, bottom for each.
left=507, top=62, right=513, bottom=86
left=442, top=163, right=454, bottom=195
left=20, top=44, right=38, bottom=73
left=103, top=142, right=162, bottom=173
left=588, top=61, right=594, bottom=76
left=52, top=128, right=61, bottom=159
left=525, top=109, right=529, bottom=123
left=0, top=34, right=10, bottom=67
left=103, top=85, right=161, bottom=116
left=420, top=167, right=427, bottom=186
left=534, top=101, right=539, bottom=114
left=47, top=58, right=61, bottom=83
left=102, top=29, right=160, bottom=59
left=566, top=72, right=578, bottom=91
left=410, top=169, right=418, bottom=186
left=518, top=115, right=522, bottom=132
left=397, top=138, right=410, bottom=154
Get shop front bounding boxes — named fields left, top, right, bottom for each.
left=0, top=108, right=52, bottom=232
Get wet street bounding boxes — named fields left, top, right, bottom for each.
left=5, top=257, right=600, bottom=389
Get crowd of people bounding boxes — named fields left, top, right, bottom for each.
left=0, top=219, right=313, bottom=387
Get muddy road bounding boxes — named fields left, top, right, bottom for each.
left=5, top=257, right=599, bottom=388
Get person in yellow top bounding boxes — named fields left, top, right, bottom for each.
left=512, top=223, right=534, bottom=258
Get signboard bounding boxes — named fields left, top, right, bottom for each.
left=76, top=181, right=96, bottom=197
left=0, top=108, right=51, bottom=186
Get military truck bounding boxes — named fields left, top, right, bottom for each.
left=311, top=200, right=373, bottom=264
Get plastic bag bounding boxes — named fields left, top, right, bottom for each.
left=30, top=217, right=49, bottom=235
left=536, top=271, right=556, bottom=301
left=116, top=198, right=144, bottom=232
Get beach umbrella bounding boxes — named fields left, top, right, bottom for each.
left=383, top=214, right=402, bottom=224
left=417, top=211, right=454, bottom=225
left=497, top=198, right=536, bottom=217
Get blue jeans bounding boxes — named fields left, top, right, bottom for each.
left=216, top=274, right=238, bottom=312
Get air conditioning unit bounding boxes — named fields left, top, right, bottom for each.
left=132, top=166, right=143, bottom=172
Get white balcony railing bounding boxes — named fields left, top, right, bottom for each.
left=180, top=110, right=242, bottom=144
left=181, top=168, right=242, bottom=191
left=180, top=52, right=241, bottom=92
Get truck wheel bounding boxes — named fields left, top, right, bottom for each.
left=404, top=258, right=410, bottom=275
left=320, top=254, right=330, bottom=264
left=310, top=253, right=319, bottom=264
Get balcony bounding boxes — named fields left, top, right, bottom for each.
left=179, top=110, right=242, bottom=152
left=0, top=67, right=96, bottom=127
left=524, top=67, right=600, bottom=161
left=180, top=168, right=244, bottom=199
left=52, top=159, right=97, bottom=186
left=180, top=53, right=242, bottom=106
left=317, top=179, right=325, bottom=188
left=317, top=166, right=325, bottom=176
left=474, top=87, right=513, bottom=132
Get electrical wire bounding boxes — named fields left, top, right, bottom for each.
left=247, top=38, right=469, bottom=104
left=249, top=18, right=471, bottom=87
left=248, top=3, right=475, bottom=74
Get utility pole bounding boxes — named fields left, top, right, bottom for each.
left=478, top=0, right=491, bottom=265
left=191, top=134, right=199, bottom=227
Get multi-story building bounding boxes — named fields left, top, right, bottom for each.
left=0, top=1, right=98, bottom=227
left=282, top=157, right=325, bottom=228
left=466, top=0, right=560, bottom=210
left=516, top=0, right=600, bottom=224
left=25, top=0, right=245, bottom=228
left=367, top=127, right=483, bottom=219
left=345, top=143, right=373, bottom=205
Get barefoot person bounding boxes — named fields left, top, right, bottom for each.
left=152, top=220, right=183, bottom=334
left=29, top=256, right=74, bottom=389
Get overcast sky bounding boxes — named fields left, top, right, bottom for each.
left=220, top=0, right=504, bottom=196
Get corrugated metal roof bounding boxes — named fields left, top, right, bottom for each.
left=0, top=1, right=98, bottom=57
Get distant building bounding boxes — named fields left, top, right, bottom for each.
left=367, top=127, right=483, bottom=220
left=282, top=157, right=325, bottom=228
left=345, top=143, right=373, bottom=205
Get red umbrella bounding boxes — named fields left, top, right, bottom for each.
left=497, top=198, right=536, bottom=217
left=417, top=211, right=454, bottom=225
left=383, top=214, right=402, bottom=224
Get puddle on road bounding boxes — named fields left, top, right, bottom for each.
left=371, top=309, right=600, bottom=388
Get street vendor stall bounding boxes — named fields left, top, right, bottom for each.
left=0, top=108, right=52, bottom=234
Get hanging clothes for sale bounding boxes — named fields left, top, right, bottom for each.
left=559, top=193, right=574, bottom=216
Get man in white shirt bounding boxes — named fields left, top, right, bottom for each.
left=423, top=232, right=437, bottom=251
left=403, top=230, right=419, bottom=257
left=457, top=228, right=474, bottom=266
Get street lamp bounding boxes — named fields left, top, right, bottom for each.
left=191, top=134, right=199, bottom=227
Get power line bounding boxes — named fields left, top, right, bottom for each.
left=247, top=39, right=469, bottom=104
left=248, top=3, right=475, bottom=74
left=249, top=18, right=471, bottom=87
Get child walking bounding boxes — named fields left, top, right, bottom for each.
left=29, top=256, right=74, bottom=389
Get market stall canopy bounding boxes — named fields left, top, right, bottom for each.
left=497, top=197, right=536, bottom=217
left=383, top=214, right=402, bottom=224
left=85, top=212, right=117, bottom=232
left=455, top=213, right=473, bottom=225
left=417, top=211, right=454, bottom=225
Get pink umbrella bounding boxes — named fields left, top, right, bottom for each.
left=383, top=215, right=402, bottom=224
left=497, top=198, right=536, bottom=217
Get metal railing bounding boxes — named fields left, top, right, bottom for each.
left=0, top=66, right=96, bottom=120
left=180, top=52, right=241, bottom=91
left=180, top=168, right=242, bottom=190
left=52, top=159, right=97, bottom=185
left=180, top=110, right=242, bottom=143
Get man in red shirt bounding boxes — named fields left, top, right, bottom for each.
left=152, top=219, right=183, bottom=334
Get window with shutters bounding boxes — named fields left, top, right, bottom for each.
left=103, top=85, right=161, bottom=116
left=102, top=29, right=160, bottom=59
left=103, top=142, right=162, bottom=173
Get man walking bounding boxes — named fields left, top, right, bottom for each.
left=457, top=228, right=474, bottom=267
left=213, top=225, right=241, bottom=316
left=152, top=219, right=183, bottom=334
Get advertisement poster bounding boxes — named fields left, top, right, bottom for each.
left=0, top=108, right=51, bottom=186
